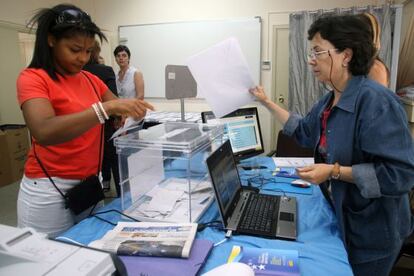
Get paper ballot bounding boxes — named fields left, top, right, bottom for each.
left=110, top=117, right=143, bottom=140
left=186, top=37, right=255, bottom=118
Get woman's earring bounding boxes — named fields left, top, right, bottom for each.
left=342, top=63, right=348, bottom=67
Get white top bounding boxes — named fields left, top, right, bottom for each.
left=116, top=66, right=138, bottom=99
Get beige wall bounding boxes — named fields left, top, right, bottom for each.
left=0, top=0, right=408, bottom=153
left=0, top=24, right=25, bottom=124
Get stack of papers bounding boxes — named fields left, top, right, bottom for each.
left=125, top=178, right=214, bottom=222
left=145, top=111, right=201, bottom=123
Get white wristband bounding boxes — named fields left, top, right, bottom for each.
left=97, top=101, right=109, bottom=120
left=92, top=103, right=105, bottom=124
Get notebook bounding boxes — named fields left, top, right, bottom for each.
left=119, top=239, right=213, bottom=276
left=206, top=140, right=297, bottom=240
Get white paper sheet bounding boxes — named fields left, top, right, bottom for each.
left=145, top=188, right=184, bottom=213
left=272, top=157, right=314, bottom=168
left=124, top=178, right=214, bottom=222
left=110, top=117, right=143, bottom=140
left=186, top=37, right=255, bottom=118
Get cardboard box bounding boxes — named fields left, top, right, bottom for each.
left=0, top=125, right=30, bottom=187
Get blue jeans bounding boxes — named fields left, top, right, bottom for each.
left=351, top=242, right=402, bottom=276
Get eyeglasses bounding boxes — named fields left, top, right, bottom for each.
left=308, top=48, right=337, bottom=60
left=55, top=9, right=91, bottom=25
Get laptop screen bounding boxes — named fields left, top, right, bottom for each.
left=201, top=107, right=264, bottom=161
left=206, top=140, right=241, bottom=219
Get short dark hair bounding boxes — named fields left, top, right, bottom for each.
left=113, top=45, right=131, bottom=58
left=27, top=4, right=107, bottom=80
left=307, top=14, right=375, bottom=76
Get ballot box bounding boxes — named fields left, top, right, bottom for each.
left=114, top=122, right=224, bottom=223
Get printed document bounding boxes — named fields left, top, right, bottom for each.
left=186, top=37, right=255, bottom=118
left=89, top=222, right=197, bottom=258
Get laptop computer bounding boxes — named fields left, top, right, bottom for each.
left=201, top=107, right=264, bottom=161
left=206, top=140, right=297, bottom=240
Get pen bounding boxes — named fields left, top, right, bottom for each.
left=240, top=165, right=267, bottom=170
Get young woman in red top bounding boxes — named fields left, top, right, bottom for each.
left=16, top=4, right=153, bottom=237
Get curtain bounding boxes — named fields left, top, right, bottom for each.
left=397, top=11, right=414, bottom=89
left=288, top=5, right=394, bottom=115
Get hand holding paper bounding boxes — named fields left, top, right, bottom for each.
left=110, top=117, right=143, bottom=140
left=186, top=37, right=255, bottom=118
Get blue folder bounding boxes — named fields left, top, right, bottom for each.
left=120, top=239, right=213, bottom=276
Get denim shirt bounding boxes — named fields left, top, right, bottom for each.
left=284, top=75, right=414, bottom=263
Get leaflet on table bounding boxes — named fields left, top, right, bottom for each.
left=273, top=167, right=299, bottom=179
left=227, top=245, right=300, bottom=275
left=272, top=157, right=314, bottom=179
left=88, top=222, right=197, bottom=258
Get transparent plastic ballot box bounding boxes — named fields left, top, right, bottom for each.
left=114, top=122, right=224, bottom=223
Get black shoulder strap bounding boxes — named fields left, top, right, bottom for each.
left=33, top=72, right=105, bottom=199
left=33, top=144, right=66, bottom=199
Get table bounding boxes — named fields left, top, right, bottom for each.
left=61, top=157, right=353, bottom=275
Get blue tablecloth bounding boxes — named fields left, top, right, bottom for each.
left=60, top=157, right=352, bottom=275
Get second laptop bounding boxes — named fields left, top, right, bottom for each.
left=206, top=140, right=297, bottom=240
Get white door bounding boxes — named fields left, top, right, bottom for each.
left=269, top=25, right=289, bottom=152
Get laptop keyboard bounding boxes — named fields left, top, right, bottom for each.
left=239, top=193, right=280, bottom=233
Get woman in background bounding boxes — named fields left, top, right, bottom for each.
left=84, top=40, right=121, bottom=196
left=16, top=4, right=153, bottom=236
left=114, top=45, right=145, bottom=99
left=250, top=14, right=414, bottom=275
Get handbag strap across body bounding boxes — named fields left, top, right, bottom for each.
left=33, top=72, right=104, bottom=199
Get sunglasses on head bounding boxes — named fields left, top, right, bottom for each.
left=55, top=9, right=91, bottom=25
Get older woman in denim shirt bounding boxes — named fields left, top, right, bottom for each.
left=250, top=15, right=414, bottom=276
